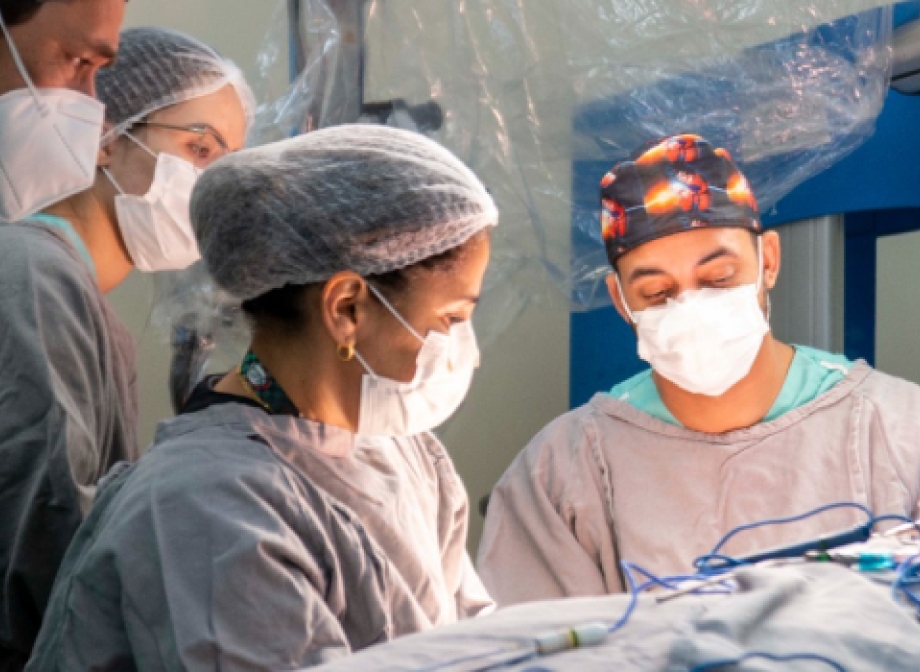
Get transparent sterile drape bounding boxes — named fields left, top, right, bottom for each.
left=154, top=0, right=893, bottom=407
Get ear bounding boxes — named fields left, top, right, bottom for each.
left=320, top=271, right=368, bottom=350
left=605, top=272, right=633, bottom=325
left=761, top=230, right=781, bottom=291
left=97, top=121, right=116, bottom=169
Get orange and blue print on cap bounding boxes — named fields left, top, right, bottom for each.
left=600, top=134, right=761, bottom=263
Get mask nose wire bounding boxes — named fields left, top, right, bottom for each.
left=0, top=12, right=47, bottom=116
left=614, top=272, right=638, bottom=325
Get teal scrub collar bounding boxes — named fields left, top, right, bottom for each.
left=27, top=213, right=97, bottom=280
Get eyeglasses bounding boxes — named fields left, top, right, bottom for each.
left=130, top=121, right=230, bottom=167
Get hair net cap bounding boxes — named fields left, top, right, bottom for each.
left=192, top=125, right=499, bottom=302
left=96, top=27, right=256, bottom=141
left=600, top=134, right=762, bottom=264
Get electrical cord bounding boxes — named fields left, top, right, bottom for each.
left=892, top=552, right=920, bottom=610
left=415, top=504, right=918, bottom=672
left=409, top=561, right=723, bottom=672
left=696, top=502, right=877, bottom=574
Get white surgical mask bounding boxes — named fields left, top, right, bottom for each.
left=0, top=14, right=104, bottom=223
left=103, top=133, right=202, bottom=273
left=617, top=238, right=769, bottom=397
left=354, top=284, right=480, bottom=437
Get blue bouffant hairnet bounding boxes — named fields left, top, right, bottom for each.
left=96, top=27, right=255, bottom=142
left=191, top=124, right=499, bottom=301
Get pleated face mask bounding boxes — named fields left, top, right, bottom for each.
left=354, top=284, right=480, bottom=437
left=103, top=132, right=202, bottom=273
left=618, top=237, right=769, bottom=397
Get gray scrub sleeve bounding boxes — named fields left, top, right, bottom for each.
left=0, top=226, right=136, bottom=669
left=27, top=431, right=396, bottom=671
left=477, top=410, right=623, bottom=605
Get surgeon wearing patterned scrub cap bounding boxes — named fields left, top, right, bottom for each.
left=479, top=133, right=920, bottom=609
left=0, top=27, right=252, bottom=670
left=28, top=124, right=499, bottom=670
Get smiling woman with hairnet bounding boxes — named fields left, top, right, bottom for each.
left=0, top=27, right=252, bottom=670
left=27, top=125, right=498, bottom=671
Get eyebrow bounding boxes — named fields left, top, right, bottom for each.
left=88, top=40, right=118, bottom=63
left=696, top=246, right=739, bottom=267
left=626, top=246, right=740, bottom=284
left=199, top=123, right=230, bottom=151
left=627, top=266, right=666, bottom=283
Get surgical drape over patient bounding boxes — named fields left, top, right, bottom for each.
left=191, top=125, right=499, bottom=301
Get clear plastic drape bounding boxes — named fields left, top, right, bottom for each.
left=155, top=0, right=893, bottom=406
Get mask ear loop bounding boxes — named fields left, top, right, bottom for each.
left=755, top=234, right=772, bottom=322
left=614, top=272, right=638, bottom=325
left=366, top=282, right=425, bottom=343
left=352, top=349, right=377, bottom=378
left=97, top=128, right=143, bottom=197
left=352, top=283, right=424, bottom=379
left=100, top=167, right=126, bottom=195
left=0, top=12, right=47, bottom=116
left=99, top=131, right=190, bottom=198
left=123, top=130, right=160, bottom=161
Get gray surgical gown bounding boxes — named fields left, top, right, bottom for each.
left=478, top=362, right=920, bottom=606
left=27, top=401, right=493, bottom=671
left=0, top=222, right=139, bottom=671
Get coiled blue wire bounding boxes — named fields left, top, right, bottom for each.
left=415, top=503, right=919, bottom=671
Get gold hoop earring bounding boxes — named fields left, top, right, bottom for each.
left=337, top=343, right=355, bottom=362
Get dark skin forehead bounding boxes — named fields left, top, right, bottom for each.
left=382, top=233, right=491, bottom=320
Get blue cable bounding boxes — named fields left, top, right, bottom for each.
left=609, top=562, right=737, bottom=638
left=892, top=553, right=920, bottom=610
left=692, top=553, right=745, bottom=574
left=415, top=505, right=915, bottom=672
left=688, top=651, right=847, bottom=671
left=608, top=561, right=645, bottom=634
left=708, top=502, right=872, bottom=557
left=695, top=502, right=875, bottom=574
left=622, top=561, right=735, bottom=595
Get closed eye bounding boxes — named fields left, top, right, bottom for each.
left=641, top=289, right=670, bottom=304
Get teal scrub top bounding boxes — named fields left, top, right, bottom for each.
left=27, top=213, right=97, bottom=280
left=609, top=345, right=853, bottom=426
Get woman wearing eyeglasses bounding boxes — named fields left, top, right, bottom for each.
left=0, top=27, right=251, bottom=669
